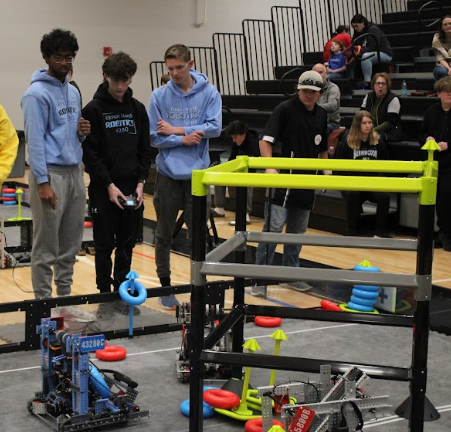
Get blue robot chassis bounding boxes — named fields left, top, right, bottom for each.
left=28, top=317, right=149, bottom=431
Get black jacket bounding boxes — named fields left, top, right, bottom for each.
left=353, top=22, right=393, bottom=57
left=361, top=91, right=404, bottom=141
left=82, top=83, right=152, bottom=188
left=418, top=103, right=451, bottom=173
left=229, top=129, right=260, bottom=161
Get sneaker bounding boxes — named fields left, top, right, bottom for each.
left=229, top=215, right=251, bottom=226
left=250, top=285, right=266, bottom=298
left=374, top=231, right=393, bottom=239
left=52, top=305, right=96, bottom=322
left=158, top=295, right=180, bottom=310
left=96, top=302, right=116, bottom=319
left=211, top=209, right=225, bottom=218
left=279, top=281, right=312, bottom=292
left=113, top=300, right=141, bottom=316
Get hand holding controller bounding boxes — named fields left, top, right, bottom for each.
left=118, top=194, right=139, bottom=209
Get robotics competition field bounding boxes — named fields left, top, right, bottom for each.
left=1, top=313, right=451, bottom=432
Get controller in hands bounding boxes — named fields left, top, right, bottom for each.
left=118, top=194, right=139, bottom=209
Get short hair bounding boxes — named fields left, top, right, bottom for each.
left=40, top=28, right=79, bottom=57
left=332, top=25, right=349, bottom=37
left=371, top=72, right=392, bottom=91
left=438, top=15, right=451, bottom=43
left=102, top=51, right=137, bottom=81
left=160, top=73, right=170, bottom=85
left=351, top=14, right=369, bottom=30
left=225, top=120, right=248, bottom=136
left=347, top=110, right=379, bottom=149
left=435, top=76, right=451, bottom=93
left=164, top=44, right=191, bottom=62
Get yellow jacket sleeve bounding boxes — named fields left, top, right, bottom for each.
left=0, top=104, right=19, bottom=187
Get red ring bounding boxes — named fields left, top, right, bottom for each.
left=320, top=299, right=343, bottom=312
left=2, top=188, right=16, bottom=194
left=203, top=389, right=240, bottom=409
left=254, top=316, right=282, bottom=327
left=84, top=221, right=93, bottom=228
left=95, top=344, right=127, bottom=361
left=1, top=197, right=16, bottom=201
left=245, top=418, right=284, bottom=432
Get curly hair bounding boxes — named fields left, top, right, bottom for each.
left=40, top=28, right=79, bottom=57
left=435, top=75, right=451, bottom=93
left=102, top=52, right=137, bottom=81
left=347, top=111, right=380, bottom=150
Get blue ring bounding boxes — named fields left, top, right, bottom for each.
left=119, top=280, right=147, bottom=305
left=2, top=193, right=16, bottom=197
left=3, top=201, right=17, bottom=205
left=180, top=398, right=216, bottom=418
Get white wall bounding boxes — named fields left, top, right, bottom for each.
left=0, top=0, right=299, bottom=128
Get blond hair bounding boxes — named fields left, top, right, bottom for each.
left=347, top=111, right=380, bottom=150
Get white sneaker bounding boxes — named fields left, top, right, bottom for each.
left=279, top=281, right=312, bottom=292
left=229, top=214, right=251, bottom=226
left=52, top=305, right=96, bottom=322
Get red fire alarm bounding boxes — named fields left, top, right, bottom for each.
left=103, top=47, right=112, bottom=57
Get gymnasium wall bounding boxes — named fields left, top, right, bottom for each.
left=0, top=0, right=299, bottom=128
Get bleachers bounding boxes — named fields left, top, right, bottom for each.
left=148, top=0, right=446, bottom=233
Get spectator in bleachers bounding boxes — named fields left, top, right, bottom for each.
left=432, top=16, right=451, bottom=81
left=312, top=63, right=341, bottom=136
left=211, top=120, right=260, bottom=225
left=325, top=40, right=347, bottom=79
left=350, top=14, right=393, bottom=90
left=335, top=110, right=391, bottom=238
left=160, top=73, right=170, bottom=86
left=418, top=76, right=451, bottom=251
left=323, top=25, right=352, bottom=62
left=360, top=72, right=403, bottom=142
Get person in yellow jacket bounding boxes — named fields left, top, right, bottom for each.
left=0, top=103, right=19, bottom=187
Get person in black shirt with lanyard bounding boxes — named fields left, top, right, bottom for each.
left=252, top=71, right=328, bottom=297
left=419, top=76, right=451, bottom=251
left=335, top=110, right=390, bottom=238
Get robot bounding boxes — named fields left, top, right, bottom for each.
left=28, top=317, right=149, bottom=431
left=176, top=302, right=232, bottom=383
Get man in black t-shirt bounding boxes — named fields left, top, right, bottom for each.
left=252, top=71, right=328, bottom=297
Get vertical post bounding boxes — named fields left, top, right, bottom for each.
left=409, top=203, right=434, bottom=431
left=189, top=185, right=207, bottom=432
left=231, top=186, right=247, bottom=378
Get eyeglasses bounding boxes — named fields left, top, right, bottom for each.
left=51, top=55, right=75, bottom=64
left=300, top=78, right=323, bottom=88
left=166, top=62, right=189, bottom=73
left=375, top=82, right=387, bottom=86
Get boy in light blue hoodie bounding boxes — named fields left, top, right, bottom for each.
left=148, top=44, right=222, bottom=310
left=21, top=29, right=92, bottom=316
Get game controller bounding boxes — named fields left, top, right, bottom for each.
left=118, top=195, right=139, bottom=209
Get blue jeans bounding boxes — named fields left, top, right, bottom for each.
left=360, top=52, right=392, bottom=82
left=255, top=202, right=310, bottom=267
left=433, top=65, right=449, bottom=81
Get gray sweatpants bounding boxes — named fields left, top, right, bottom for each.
left=29, top=165, right=85, bottom=299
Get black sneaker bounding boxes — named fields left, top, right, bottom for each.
left=211, top=210, right=225, bottom=218
left=374, top=231, right=393, bottom=239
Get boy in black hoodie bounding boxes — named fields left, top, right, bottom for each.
left=419, top=76, right=451, bottom=251
left=82, top=52, right=152, bottom=316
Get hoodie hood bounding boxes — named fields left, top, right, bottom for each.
left=21, top=68, right=83, bottom=184
left=92, top=82, right=134, bottom=104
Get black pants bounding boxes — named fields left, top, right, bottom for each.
left=437, top=171, right=451, bottom=237
left=341, top=190, right=390, bottom=233
left=89, top=182, right=143, bottom=292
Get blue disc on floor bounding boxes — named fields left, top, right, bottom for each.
left=180, top=398, right=216, bottom=418
left=3, top=201, right=17, bottom=205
